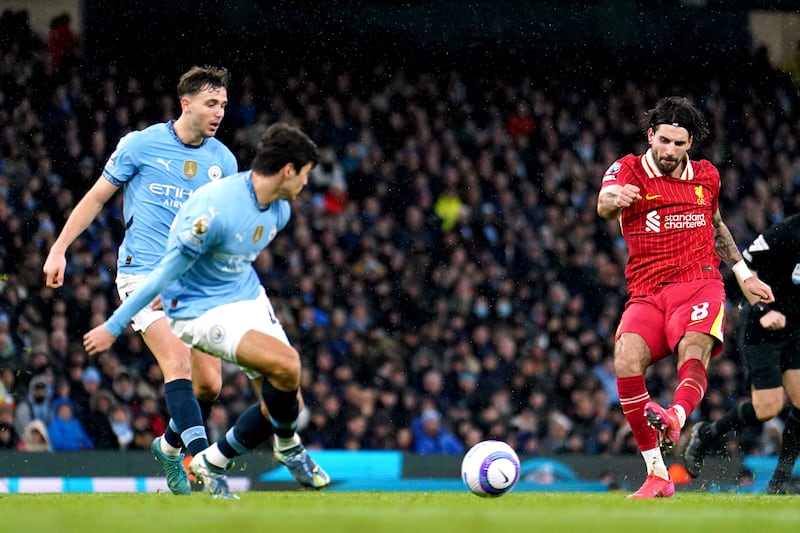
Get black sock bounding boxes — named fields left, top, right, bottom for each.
left=772, top=407, right=800, bottom=484
left=701, top=401, right=758, bottom=443
left=261, top=380, right=298, bottom=439
left=217, top=403, right=273, bottom=459
left=164, top=420, right=183, bottom=449
left=199, top=399, right=215, bottom=423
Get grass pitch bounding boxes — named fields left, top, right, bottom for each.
left=1, top=491, right=799, bottom=533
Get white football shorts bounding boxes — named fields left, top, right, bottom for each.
left=116, top=273, right=165, bottom=333
left=168, top=287, right=291, bottom=379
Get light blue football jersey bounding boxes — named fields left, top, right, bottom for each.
left=161, top=171, right=291, bottom=319
left=103, top=121, right=238, bottom=275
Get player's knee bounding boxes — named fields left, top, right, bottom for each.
left=613, top=354, right=645, bottom=377
left=191, top=366, right=222, bottom=400
left=193, top=382, right=220, bottom=402
left=753, top=396, right=783, bottom=420
left=271, top=348, right=301, bottom=390
left=613, top=334, right=650, bottom=376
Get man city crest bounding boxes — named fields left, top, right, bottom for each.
left=208, top=165, right=223, bottom=181
left=208, top=325, right=225, bottom=344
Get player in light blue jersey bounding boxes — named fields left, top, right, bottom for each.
left=84, top=123, right=330, bottom=499
left=44, top=66, right=237, bottom=495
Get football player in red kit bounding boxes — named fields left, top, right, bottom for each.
left=597, top=96, right=774, bottom=499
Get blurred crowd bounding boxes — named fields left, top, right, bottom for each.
left=1, top=9, right=799, bottom=460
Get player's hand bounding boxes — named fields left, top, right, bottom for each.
left=43, top=252, right=67, bottom=288
left=83, top=324, right=117, bottom=356
left=615, top=184, right=641, bottom=208
left=744, top=277, right=775, bottom=304
left=759, top=310, right=786, bottom=331
left=151, top=295, right=164, bottom=311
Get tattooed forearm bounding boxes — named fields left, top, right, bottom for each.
left=712, top=211, right=742, bottom=267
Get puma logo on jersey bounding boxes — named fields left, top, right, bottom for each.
left=645, top=194, right=661, bottom=201
left=156, top=158, right=172, bottom=171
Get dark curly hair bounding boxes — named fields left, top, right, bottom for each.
left=643, top=96, right=709, bottom=142
left=251, top=123, right=319, bottom=175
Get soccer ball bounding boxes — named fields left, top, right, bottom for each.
left=461, top=440, right=520, bottom=497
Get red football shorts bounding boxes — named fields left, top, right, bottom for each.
left=616, top=278, right=726, bottom=363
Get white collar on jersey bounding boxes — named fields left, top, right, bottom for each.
left=642, top=149, right=694, bottom=181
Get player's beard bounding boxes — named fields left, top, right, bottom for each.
left=656, top=157, right=679, bottom=175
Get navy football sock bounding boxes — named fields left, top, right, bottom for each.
left=163, top=419, right=183, bottom=450
left=164, top=378, right=209, bottom=456
left=199, top=399, right=215, bottom=423
left=218, top=403, right=273, bottom=459
left=261, top=380, right=298, bottom=439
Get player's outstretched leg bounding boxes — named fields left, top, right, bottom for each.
left=628, top=474, right=676, bottom=499
left=189, top=450, right=239, bottom=500
left=151, top=436, right=191, bottom=495
left=274, top=436, right=331, bottom=489
left=683, top=421, right=709, bottom=478
left=645, top=402, right=681, bottom=445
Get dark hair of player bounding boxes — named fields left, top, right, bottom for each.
left=177, top=65, right=230, bottom=97
left=644, top=96, right=710, bottom=142
left=252, top=123, right=320, bottom=175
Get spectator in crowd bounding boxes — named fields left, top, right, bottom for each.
left=46, top=12, right=79, bottom=74
left=71, top=365, right=102, bottom=421
left=13, top=374, right=53, bottom=436
left=47, top=397, right=94, bottom=451
left=0, top=373, right=13, bottom=409
left=411, top=407, right=465, bottom=455
left=0, top=403, right=19, bottom=449
left=19, top=419, right=51, bottom=452
left=83, top=389, right=119, bottom=449
left=109, top=404, right=134, bottom=449
left=206, top=403, right=230, bottom=444
left=0, top=421, right=19, bottom=449
left=129, top=412, right=156, bottom=451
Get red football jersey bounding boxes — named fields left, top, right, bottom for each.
left=601, top=150, right=721, bottom=298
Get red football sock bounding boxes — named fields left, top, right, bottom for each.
left=617, top=375, right=657, bottom=451
left=672, top=358, right=707, bottom=419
